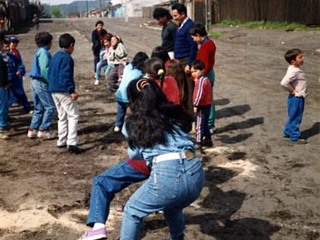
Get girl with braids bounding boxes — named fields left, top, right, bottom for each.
left=144, top=57, right=180, bottom=105
left=119, top=78, right=204, bottom=239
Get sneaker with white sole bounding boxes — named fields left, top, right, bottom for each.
left=37, top=130, right=56, bottom=140
left=27, top=129, right=38, bottom=139
left=94, top=80, right=100, bottom=85
left=77, top=228, right=107, bottom=240
left=114, top=126, right=120, bottom=132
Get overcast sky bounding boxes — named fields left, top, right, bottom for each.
left=39, top=0, right=75, bottom=5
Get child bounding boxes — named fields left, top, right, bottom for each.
left=280, top=48, right=307, bottom=144
left=94, top=33, right=112, bottom=86
left=114, top=51, right=149, bottom=132
left=28, top=31, right=56, bottom=140
left=48, top=33, right=81, bottom=153
left=78, top=79, right=203, bottom=240
left=190, top=22, right=217, bottom=134
left=0, top=40, right=9, bottom=139
left=144, top=57, right=180, bottom=105
left=106, top=35, right=127, bottom=92
left=191, top=60, right=213, bottom=151
left=2, top=39, right=31, bottom=113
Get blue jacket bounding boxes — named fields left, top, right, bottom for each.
left=48, top=49, right=75, bottom=94
left=29, top=46, right=51, bottom=84
left=1, top=52, right=25, bottom=83
left=115, top=63, right=143, bottom=103
left=173, top=18, right=198, bottom=65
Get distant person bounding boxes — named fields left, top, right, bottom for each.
left=0, top=40, right=9, bottom=139
left=48, top=33, right=81, bottom=153
left=2, top=39, right=31, bottom=113
left=28, top=31, right=56, bottom=140
left=152, top=7, right=178, bottom=58
left=191, top=60, right=213, bottom=151
left=114, top=51, right=149, bottom=132
left=280, top=48, right=307, bottom=144
left=190, top=22, right=217, bottom=134
left=91, top=20, right=107, bottom=76
left=32, top=14, right=40, bottom=32
left=171, top=3, right=197, bottom=71
left=94, top=33, right=112, bottom=86
left=106, top=35, right=127, bottom=92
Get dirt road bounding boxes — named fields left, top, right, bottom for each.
left=0, top=17, right=319, bottom=240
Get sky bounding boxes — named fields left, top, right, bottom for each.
left=39, top=0, right=75, bottom=5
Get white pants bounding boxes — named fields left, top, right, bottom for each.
left=52, top=93, right=80, bottom=146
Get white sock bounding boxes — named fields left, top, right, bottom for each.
left=92, top=222, right=105, bottom=230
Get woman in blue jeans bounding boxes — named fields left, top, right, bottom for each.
left=78, top=79, right=204, bottom=240
left=120, top=79, right=204, bottom=239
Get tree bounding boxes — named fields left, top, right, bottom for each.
left=51, top=6, right=62, bottom=18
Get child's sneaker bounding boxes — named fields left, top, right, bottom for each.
left=0, top=132, right=9, bottom=140
left=37, top=130, right=56, bottom=140
left=290, top=138, right=307, bottom=144
left=94, top=79, right=100, bottom=85
left=77, top=227, right=107, bottom=240
left=27, top=129, right=38, bottom=139
left=114, top=126, right=120, bottom=132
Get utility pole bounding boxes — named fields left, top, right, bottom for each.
left=99, top=0, right=102, bottom=17
left=86, top=0, right=89, bottom=17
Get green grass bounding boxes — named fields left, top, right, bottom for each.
left=218, top=19, right=320, bottom=31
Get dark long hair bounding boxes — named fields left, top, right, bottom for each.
left=126, top=78, right=193, bottom=149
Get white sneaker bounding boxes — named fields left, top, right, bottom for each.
left=37, top=130, right=56, bottom=140
left=210, top=127, right=215, bottom=135
left=27, top=129, right=38, bottom=138
left=114, top=126, right=120, bottom=132
left=94, top=80, right=99, bottom=85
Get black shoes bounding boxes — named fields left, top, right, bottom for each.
left=67, top=145, right=81, bottom=154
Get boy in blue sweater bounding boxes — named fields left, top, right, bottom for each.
left=48, top=33, right=80, bottom=154
left=28, top=31, right=56, bottom=140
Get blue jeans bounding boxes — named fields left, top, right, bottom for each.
left=86, top=160, right=148, bottom=227
left=120, top=158, right=204, bottom=240
left=29, top=79, right=56, bottom=130
left=95, top=59, right=108, bottom=80
left=115, top=101, right=128, bottom=128
left=283, top=95, right=304, bottom=141
left=9, top=76, right=31, bottom=111
left=0, top=87, right=9, bottom=127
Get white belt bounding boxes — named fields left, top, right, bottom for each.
left=153, top=150, right=194, bottom=164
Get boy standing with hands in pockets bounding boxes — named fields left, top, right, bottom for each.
left=48, top=33, right=81, bottom=153
left=280, top=48, right=307, bottom=144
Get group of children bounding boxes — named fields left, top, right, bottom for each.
left=0, top=32, right=81, bottom=153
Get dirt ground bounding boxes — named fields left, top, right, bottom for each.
left=0, top=17, right=319, bottom=240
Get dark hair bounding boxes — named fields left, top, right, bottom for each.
left=132, top=51, right=149, bottom=71
left=35, top=31, right=53, bottom=47
left=153, top=7, right=172, bottom=20
left=102, top=33, right=112, bottom=42
left=126, top=78, right=193, bottom=148
left=95, top=20, right=104, bottom=27
left=171, top=3, right=187, bottom=16
left=151, top=46, right=170, bottom=64
left=191, top=59, right=205, bottom=71
left=284, top=48, right=302, bottom=64
left=189, top=22, right=207, bottom=36
left=144, top=57, right=165, bottom=88
left=59, top=33, right=75, bottom=48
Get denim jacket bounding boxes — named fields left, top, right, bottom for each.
left=123, top=124, right=195, bottom=166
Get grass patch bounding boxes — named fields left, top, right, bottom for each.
left=218, top=19, right=320, bottom=31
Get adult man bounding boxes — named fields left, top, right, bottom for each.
left=171, top=3, right=197, bottom=71
left=153, top=7, right=178, bottom=56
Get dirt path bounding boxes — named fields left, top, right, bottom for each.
left=0, top=18, right=319, bottom=240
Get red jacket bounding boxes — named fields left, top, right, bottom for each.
left=193, top=75, right=212, bottom=107
left=196, top=37, right=216, bottom=75
left=156, top=76, right=180, bottom=105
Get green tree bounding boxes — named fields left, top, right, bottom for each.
left=51, top=6, right=62, bottom=18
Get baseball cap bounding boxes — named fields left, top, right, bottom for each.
left=8, top=36, right=19, bottom=43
